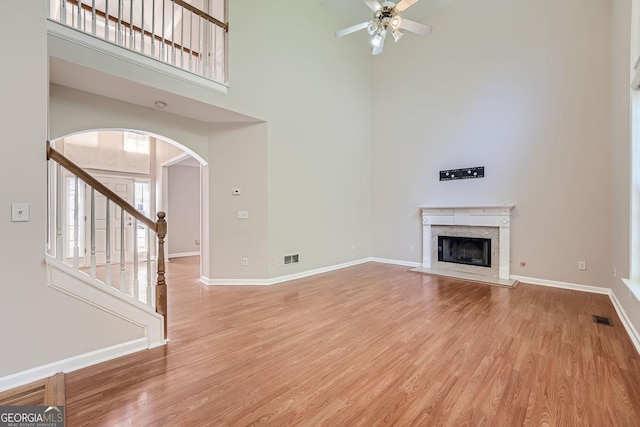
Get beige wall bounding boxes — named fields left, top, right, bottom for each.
left=167, top=164, right=201, bottom=256
left=372, top=0, right=614, bottom=288
left=208, top=123, right=269, bottom=278
left=0, top=1, right=143, bottom=377
left=225, top=0, right=373, bottom=277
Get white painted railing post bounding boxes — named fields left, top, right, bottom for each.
left=134, top=218, right=140, bottom=302
left=90, top=188, right=96, bottom=278
left=106, top=201, right=112, bottom=286
left=73, top=176, right=80, bottom=269
left=120, top=209, right=125, bottom=288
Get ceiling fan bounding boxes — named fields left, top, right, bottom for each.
left=335, top=0, right=433, bottom=55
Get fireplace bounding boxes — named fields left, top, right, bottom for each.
left=438, top=236, right=491, bottom=268
left=417, top=205, right=515, bottom=282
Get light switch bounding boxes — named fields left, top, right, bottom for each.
left=11, top=203, right=30, bottom=222
left=237, top=210, right=249, bottom=219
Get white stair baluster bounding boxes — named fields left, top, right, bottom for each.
left=134, top=218, right=140, bottom=301
left=56, top=164, right=63, bottom=260
left=188, top=10, right=193, bottom=72
left=146, top=226, right=152, bottom=306
left=106, top=201, right=112, bottom=286
left=120, top=209, right=126, bottom=290
left=129, top=0, right=134, bottom=49
left=73, top=176, right=80, bottom=269
left=151, top=0, right=156, bottom=58
left=104, top=0, right=109, bottom=40
left=91, top=0, right=96, bottom=36
left=90, top=188, right=96, bottom=278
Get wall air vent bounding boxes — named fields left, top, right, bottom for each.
left=284, top=253, right=299, bottom=265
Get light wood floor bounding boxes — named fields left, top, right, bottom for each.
left=65, top=257, right=640, bottom=426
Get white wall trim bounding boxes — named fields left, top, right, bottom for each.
left=609, top=290, right=640, bottom=355
left=201, top=258, right=374, bottom=286
left=169, top=251, right=200, bottom=259
left=513, top=274, right=640, bottom=356
left=0, top=338, right=148, bottom=393
left=46, top=255, right=165, bottom=347
left=371, top=257, right=422, bottom=268
left=47, top=20, right=228, bottom=95
left=510, top=275, right=610, bottom=294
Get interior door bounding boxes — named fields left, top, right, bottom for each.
left=86, top=176, right=135, bottom=265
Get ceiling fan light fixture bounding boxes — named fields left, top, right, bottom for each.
left=367, top=21, right=377, bottom=35
left=392, top=29, right=404, bottom=42
left=371, top=34, right=382, bottom=47
left=390, top=16, right=402, bottom=30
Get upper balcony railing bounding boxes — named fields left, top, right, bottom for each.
left=48, top=0, right=228, bottom=85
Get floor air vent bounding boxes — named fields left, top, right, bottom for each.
left=284, top=253, right=299, bottom=265
left=592, top=315, right=613, bottom=326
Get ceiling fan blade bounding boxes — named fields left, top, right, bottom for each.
left=399, top=19, right=433, bottom=35
left=335, top=21, right=370, bottom=38
left=372, top=30, right=387, bottom=55
left=362, top=0, right=382, bottom=11
left=395, top=0, right=419, bottom=12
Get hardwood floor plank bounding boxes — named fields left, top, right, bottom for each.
left=65, top=258, right=640, bottom=426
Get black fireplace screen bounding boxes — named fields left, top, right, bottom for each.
left=438, top=236, right=491, bottom=268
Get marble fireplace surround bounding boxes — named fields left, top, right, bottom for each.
left=412, top=205, right=516, bottom=286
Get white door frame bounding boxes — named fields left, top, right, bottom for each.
left=159, top=153, right=209, bottom=281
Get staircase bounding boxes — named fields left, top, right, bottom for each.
left=46, top=141, right=168, bottom=343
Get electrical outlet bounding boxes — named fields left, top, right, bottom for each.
left=613, top=268, right=617, bottom=277
left=351, top=245, right=356, bottom=252
left=242, top=258, right=248, bottom=266
left=237, top=210, right=249, bottom=219
left=409, top=246, right=414, bottom=252
left=578, top=261, right=586, bottom=271
left=195, top=239, right=200, bottom=245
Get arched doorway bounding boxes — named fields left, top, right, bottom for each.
left=49, top=128, right=209, bottom=280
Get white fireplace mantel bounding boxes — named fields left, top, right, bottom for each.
left=420, top=205, right=515, bottom=280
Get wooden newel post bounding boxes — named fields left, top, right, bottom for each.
left=156, top=212, right=168, bottom=340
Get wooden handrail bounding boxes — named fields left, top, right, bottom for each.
left=47, top=141, right=157, bottom=230
left=64, top=0, right=228, bottom=57
left=172, top=0, right=228, bottom=32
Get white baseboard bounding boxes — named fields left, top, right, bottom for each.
left=371, top=257, right=422, bottom=268
left=0, top=338, right=148, bottom=393
left=168, top=251, right=200, bottom=259
left=510, top=275, right=610, bottom=294
left=201, top=258, right=374, bottom=286
left=512, top=274, right=639, bottom=356
left=609, top=290, right=640, bottom=355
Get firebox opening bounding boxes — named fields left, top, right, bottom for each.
left=438, top=236, right=491, bottom=268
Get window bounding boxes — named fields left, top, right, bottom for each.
left=124, top=132, right=150, bottom=154
left=134, top=181, right=151, bottom=253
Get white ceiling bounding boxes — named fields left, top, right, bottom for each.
left=321, top=0, right=458, bottom=28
